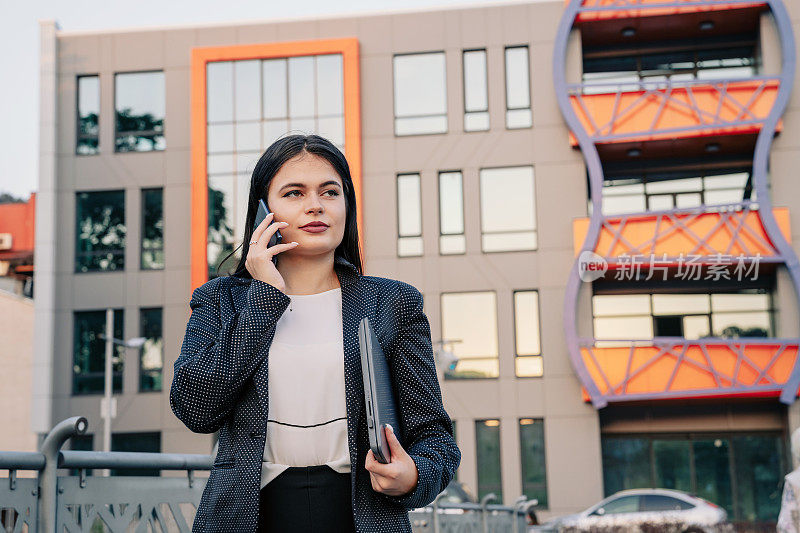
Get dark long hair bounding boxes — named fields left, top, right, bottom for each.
left=216, top=134, right=363, bottom=279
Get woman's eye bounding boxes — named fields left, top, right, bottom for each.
left=283, top=190, right=339, bottom=197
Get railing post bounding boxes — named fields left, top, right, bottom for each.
left=431, top=491, right=445, bottom=533
left=38, top=416, right=88, bottom=532
left=480, top=493, right=496, bottom=533
left=512, top=496, right=527, bottom=533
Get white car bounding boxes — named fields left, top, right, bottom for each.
left=533, top=488, right=730, bottom=533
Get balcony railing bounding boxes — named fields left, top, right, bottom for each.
left=572, top=202, right=791, bottom=267
left=0, top=416, right=534, bottom=533
left=578, top=337, right=800, bottom=403
left=566, top=77, right=781, bottom=145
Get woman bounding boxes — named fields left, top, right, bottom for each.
left=170, top=134, right=461, bottom=532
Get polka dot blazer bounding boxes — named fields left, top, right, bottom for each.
left=170, top=254, right=461, bottom=532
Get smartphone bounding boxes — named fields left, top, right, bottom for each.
left=254, top=199, right=282, bottom=265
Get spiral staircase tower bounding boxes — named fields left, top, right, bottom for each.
left=554, top=0, right=799, bottom=408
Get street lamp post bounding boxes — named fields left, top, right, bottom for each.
left=98, top=308, right=146, bottom=477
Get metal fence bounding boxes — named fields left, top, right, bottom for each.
left=1, top=416, right=532, bottom=532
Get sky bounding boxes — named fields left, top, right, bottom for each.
left=0, top=0, right=538, bottom=201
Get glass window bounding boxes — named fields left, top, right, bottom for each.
left=208, top=175, right=236, bottom=278
left=476, top=419, right=502, bottom=501
left=733, top=435, right=784, bottom=521
left=601, top=433, right=782, bottom=522
left=393, top=52, right=447, bottom=135
left=595, top=170, right=753, bottom=216
left=693, top=438, right=732, bottom=514
left=111, top=432, right=161, bottom=476
left=504, top=46, right=532, bottom=128
left=641, top=494, right=694, bottom=511
left=599, top=495, right=640, bottom=514
left=519, top=418, right=547, bottom=508
left=397, top=173, right=423, bottom=257
left=235, top=60, right=261, bottom=122
left=653, top=440, right=692, bottom=492
left=601, top=437, right=651, bottom=495
left=514, top=291, right=542, bottom=377
left=139, top=308, right=163, bottom=392
left=442, top=291, right=499, bottom=378
left=463, top=49, right=489, bottom=131
left=206, top=55, right=344, bottom=277
left=439, top=171, right=465, bottom=255
left=73, top=310, right=123, bottom=395
left=75, top=190, right=126, bottom=273
left=115, top=71, right=165, bottom=152
left=480, top=166, right=537, bottom=252
left=652, top=294, right=710, bottom=316
left=77, top=75, right=99, bottom=155
left=582, top=42, right=757, bottom=87
left=141, top=188, right=164, bottom=270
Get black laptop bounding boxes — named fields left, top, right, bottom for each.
left=358, top=316, right=403, bottom=464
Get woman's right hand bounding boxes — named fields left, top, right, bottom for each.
left=245, top=212, right=299, bottom=294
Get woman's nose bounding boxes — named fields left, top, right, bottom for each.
left=305, top=196, right=323, bottom=212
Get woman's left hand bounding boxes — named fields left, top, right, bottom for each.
left=364, top=424, right=419, bottom=497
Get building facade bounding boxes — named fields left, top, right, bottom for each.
left=34, top=0, right=800, bottom=524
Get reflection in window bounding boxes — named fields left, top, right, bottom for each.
left=141, top=188, right=164, bottom=270
left=602, top=438, right=651, bottom=496
left=601, top=496, right=640, bottom=514
left=514, top=291, right=542, bottom=377
left=139, top=308, right=163, bottom=392
left=439, top=171, right=465, bottom=255
left=504, top=46, right=532, bottom=128
left=208, top=176, right=237, bottom=278
left=653, top=440, right=692, bottom=493
left=75, top=190, right=126, bottom=273
left=397, top=173, right=423, bottom=257
left=115, top=71, right=165, bottom=152
left=441, top=291, right=498, bottom=379
left=603, top=433, right=785, bottom=521
left=206, top=55, right=344, bottom=277
left=77, top=75, right=99, bottom=155
left=73, top=310, right=123, bottom=395
left=463, top=50, right=489, bottom=131
left=393, top=52, right=447, bottom=135
left=480, top=166, right=537, bottom=252
left=519, top=418, right=547, bottom=508
left=582, top=41, right=757, bottom=94
left=592, top=291, right=772, bottom=345
left=476, top=419, right=503, bottom=501
left=593, top=171, right=753, bottom=216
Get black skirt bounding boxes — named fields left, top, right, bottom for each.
left=257, top=465, right=356, bottom=533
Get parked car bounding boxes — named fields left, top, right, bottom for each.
left=531, top=488, right=730, bottom=533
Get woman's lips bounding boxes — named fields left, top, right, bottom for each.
left=300, top=225, right=328, bottom=233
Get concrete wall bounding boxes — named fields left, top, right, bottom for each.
left=0, top=290, right=37, bottom=461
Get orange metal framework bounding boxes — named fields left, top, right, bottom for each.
left=190, top=38, right=363, bottom=293
left=572, top=207, right=791, bottom=262
left=567, top=79, right=782, bottom=146
left=569, top=0, right=767, bottom=21
left=579, top=341, right=799, bottom=401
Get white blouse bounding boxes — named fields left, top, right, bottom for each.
left=260, top=286, right=351, bottom=489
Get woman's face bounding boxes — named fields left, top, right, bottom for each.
left=265, top=152, right=347, bottom=260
